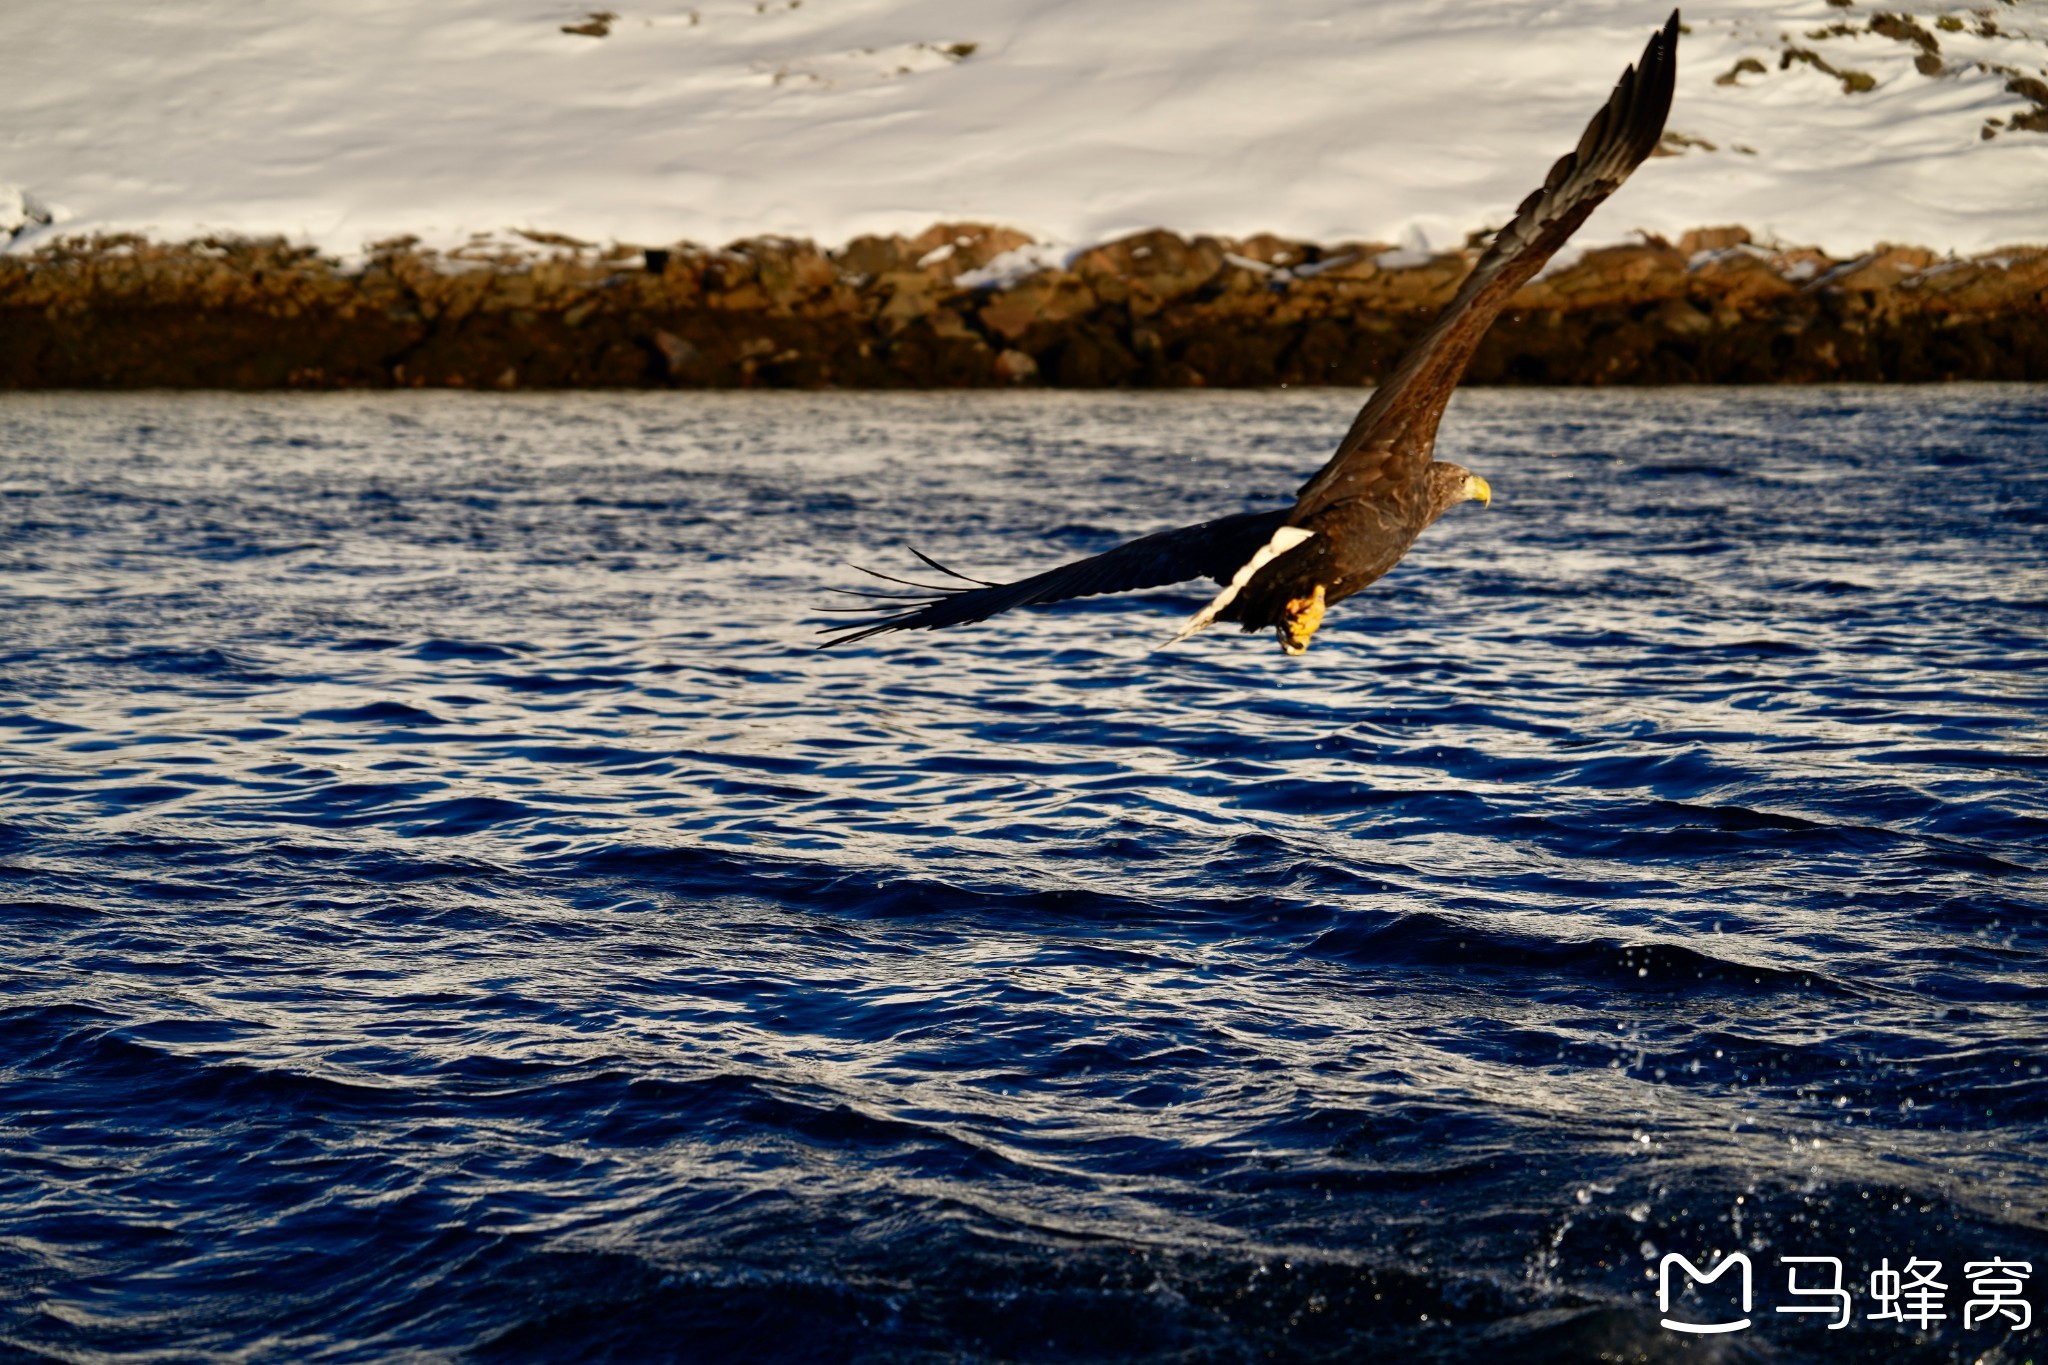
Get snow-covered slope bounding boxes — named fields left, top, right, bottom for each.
left=3, top=0, right=2044, bottom=260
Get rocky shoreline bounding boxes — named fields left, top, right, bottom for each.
left=3, top=224, right=2044, bottom=389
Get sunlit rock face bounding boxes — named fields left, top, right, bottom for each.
left=3, top=225, right=2045, bottom=388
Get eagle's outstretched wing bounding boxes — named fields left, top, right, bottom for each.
left=817, top=508, right=1291, bottom=647
left=1291, top=11, right=1679, bottom=519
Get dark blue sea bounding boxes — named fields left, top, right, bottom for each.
left=2, top=388, right=2044, bottom=1364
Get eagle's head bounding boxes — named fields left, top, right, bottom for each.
left=1427, top=461, right=1492, bottom=519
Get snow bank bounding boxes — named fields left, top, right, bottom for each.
left=3, top=0, right=2044, bottom=259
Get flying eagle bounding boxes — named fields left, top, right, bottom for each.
left=822, top=13, right=1679, bottom=655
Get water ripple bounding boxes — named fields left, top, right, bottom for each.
left=1, top=388, right=2045, bottom=1362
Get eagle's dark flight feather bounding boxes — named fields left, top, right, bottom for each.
left=818, top=508, right=1292, bottom=646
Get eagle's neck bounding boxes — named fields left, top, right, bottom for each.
left=1422, top=461, right=1477, bottom=525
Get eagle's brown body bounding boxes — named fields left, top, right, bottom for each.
left=822, top=14, right=1679, bottom=655
left=1225, top=461, right=1481, bottom=642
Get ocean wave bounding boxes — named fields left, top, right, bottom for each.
left=1, top=387, right=2043, bottom=1362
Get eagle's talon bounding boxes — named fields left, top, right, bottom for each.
left=1279, top=584, right=1327, bottom=656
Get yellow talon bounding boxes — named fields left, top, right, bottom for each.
left=1279, top=584, right=1326, bottom=656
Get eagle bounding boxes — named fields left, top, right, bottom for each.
left=821, top=13, right=1679, bottom=655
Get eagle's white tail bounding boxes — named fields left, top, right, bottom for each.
left=1162, top=526, right=1314, bottom=647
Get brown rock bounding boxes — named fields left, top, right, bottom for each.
left=875, top=270, right=942, bottom=327
left=650, top=330, right=700, bottom=377
left=1224, top=233, right=1317, bottom=269
left=700, top=248, right=775, bottom=310
left=1825, top=245, right=1938, bottom=299
left=927, top=308, right=978, bottom=341
left=993, top=348, right=1039, bottom=383
left=832, top=234, right=911, bottom=281
left=1361, top=251, right=1470, bottom=309
left=1307, top=243, right=1397, bottom=281
left=1650, top=298, right=1717, bottom=336
left=1686, top=250, right=1798, bottom=309
left=726, top=236, right=835, bottom=312
left=1768, top=247, right=1837, bottom=284
left=978, top=271, right=1096, bottom=341
left=902, top=223, right=1034, bottom=281
left=1678, top=226, right=1753, bottom=255
left=1510, top=243, right=1686, bottom=310
left=1911, top=250, right=2048, bottom=312
left=5, top=224, right=2045, bottom=390
left=1070, top=230, right=1226, bottom=311
left=1780, top=46, right=1876, bottom=94
left=1869, top=13, right=1938, bottom=52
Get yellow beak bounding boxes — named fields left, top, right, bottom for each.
left=1465, top=474, right=1492, bottom=507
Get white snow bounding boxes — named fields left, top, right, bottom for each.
left=0, top=184, right=56, bottom=242
left=954, top=243, right=1079, bottom=290
left=2, top=0, right=2044, bottom=261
